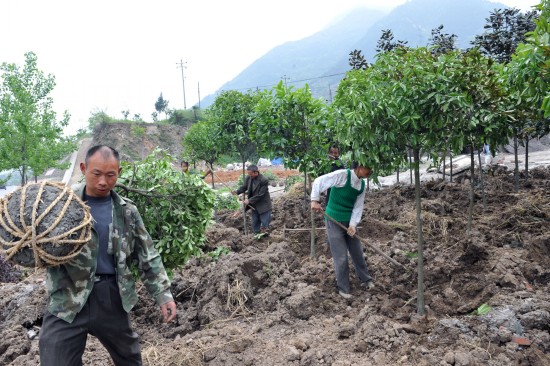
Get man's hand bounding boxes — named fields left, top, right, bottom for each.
left=244, top=199, right=249, bottom=206
left=161, top=301, right=177, bottom=323
left=347, top=225, right=356, bottom=237
left=311, top=200, right=322, bottom=213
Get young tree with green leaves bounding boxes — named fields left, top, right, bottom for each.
left=254, top=81, right=332, bottom=256
left=333, top=47, right=476, bottom=315
left=182, top=120, right=223, bottom=188
left=472, top=6, right=540, bottom=186
left=504, top=0, right=550, bottom=176
left=446, top=50, right=508, bottom=222
left=117, top=149, right=215, bottom=272
left=208, top=90, right=258, bottom=179
left=0, top=52, right=75, bottom=185
left=155, top=93, right=169, bottom=120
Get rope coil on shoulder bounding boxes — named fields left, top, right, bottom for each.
left=0, top=181, right=92, bottom=268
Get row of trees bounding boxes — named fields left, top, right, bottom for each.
left=182, top=2, right=549, bottom=315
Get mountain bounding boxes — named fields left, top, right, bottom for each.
left=201, top=0, right=508, bottom=107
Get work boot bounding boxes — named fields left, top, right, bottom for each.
left=361, top=280, right=374, bottom=290
left=338, top=291, right=352, bottom=299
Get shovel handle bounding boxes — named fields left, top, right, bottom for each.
left=322, top=211, right=407, bottom=270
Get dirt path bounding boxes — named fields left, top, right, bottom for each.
left=67, top=137, right=93, bottom=186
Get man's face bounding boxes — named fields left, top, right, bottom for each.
left=329, top=148, right=340, bottom=160
left=80, top=152, right=121, bottom=197
left=181, top=163, right=189, bottom=173
left=247, top=170, right=259, bottom=179
left=355, top=166, right=372, bottom=179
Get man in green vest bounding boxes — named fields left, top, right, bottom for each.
left=311, top=162, right=373, bottom=299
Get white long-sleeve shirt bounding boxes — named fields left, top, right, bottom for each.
left=311, top=169, right=366, bottom=227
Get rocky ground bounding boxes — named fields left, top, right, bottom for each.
left=1, top=144, right=550, bottom=365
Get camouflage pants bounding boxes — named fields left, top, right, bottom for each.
left=39, top=276, right=142, bottom=366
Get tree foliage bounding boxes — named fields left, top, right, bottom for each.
left=333, top=46, right=509, bottom=315
left=376, top=29, right=408, bottom=53
left=508, top=0, right=550, bottom=118
left=472, top=7, right=539, bottom=63
left=348, top=49, right=370, bottom=70
left=182, top=120, right=223, bottom=185
left=428, top=25, right=457, bottom=55
left=208, top=90, right=258, bottom=174
left=253, top=81, right=331, bottom=176
left=117, top=149, right=215, bottom=271
left=154, top=93, right=169, bottom=120
left=0, top=52, right=75, bottom=185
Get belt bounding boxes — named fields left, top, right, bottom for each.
left=93, top=274, right=116, bottom=283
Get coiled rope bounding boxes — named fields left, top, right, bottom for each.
left=0, top=181, right=92, bottom=267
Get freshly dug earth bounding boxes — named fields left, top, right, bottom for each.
left=1, top=166, right=550, bottom=365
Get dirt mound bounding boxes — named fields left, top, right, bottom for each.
left=1, top=168, right=550, bottom=365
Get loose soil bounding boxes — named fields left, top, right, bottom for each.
left=2, top=154, right=550, bottom=365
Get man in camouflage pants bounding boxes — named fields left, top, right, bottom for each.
left=39, top=145, right=176, bottom=365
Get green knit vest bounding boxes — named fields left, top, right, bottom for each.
left=326, top=169, right=365, bottom=222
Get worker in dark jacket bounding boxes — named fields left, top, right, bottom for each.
left=234, top=165, right=272, bottom=234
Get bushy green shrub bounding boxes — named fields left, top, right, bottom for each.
left=261, top=170, right=278, bottom=183
left=118, top=149, right=215, bottom=271
left=214, top=191, right=240, bottom=211
left=285, top=174, right=304, bottom=191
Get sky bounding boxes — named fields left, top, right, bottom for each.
left=1, top=0, right=541, bottom=135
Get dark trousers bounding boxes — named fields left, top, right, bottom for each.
left=326, top=219, right=372, bottom=294
left=251, top=209, right=272, bottom=234
left=39, top=277, right=142, bottom=366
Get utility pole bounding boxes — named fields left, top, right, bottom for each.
left=281, top=74, right=290, bottom=88
left=197, top=82, right=201, bottom=109
left=176, top=59, right=187, bottom=110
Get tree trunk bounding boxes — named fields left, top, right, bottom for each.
left=467, top=145, right=475, bottom=232
left=524, top=138, right=529, bottom=180
left=442, top=149, right=447, bottom=181
left=409, top=149, right=413, bottom=185
left=241, top=163, right=247, bottom=236
left=413, top=148, right=425, bottom=316
left=513, top=132, right=519, bottom=191
left=305, top=170, right=316, bottom=258
left=477, top=148, right=487, bottom=209
left=450, top=154, right=453, bottom=183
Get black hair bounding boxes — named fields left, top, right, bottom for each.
left=351, top=161, right=359, bottom=169
left=85, top=145, right=120, bottom=166
left=247, top=165, right=259, bottom=172
left=328, top=144, right=340, bottom=152
left=181, top=161, right=189, bottom=166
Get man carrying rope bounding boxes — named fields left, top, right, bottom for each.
left=311, top=161, right=374, bottom=299
left=39, top=145, right=176, bottom=365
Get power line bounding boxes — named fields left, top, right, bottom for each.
left=220, top=71, right=348, bottom=94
